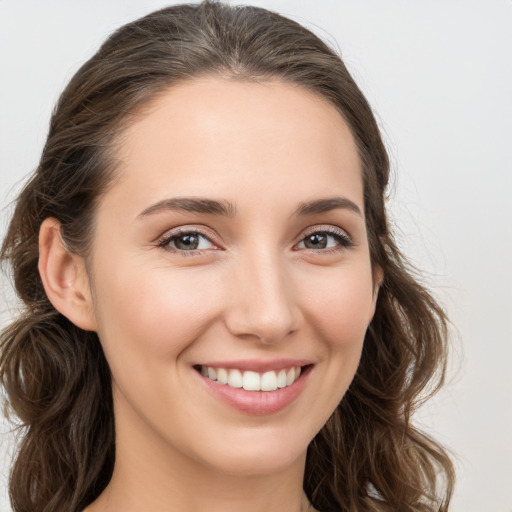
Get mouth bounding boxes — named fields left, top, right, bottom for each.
left=193, top=362, right=313, bottom=415
left=194, top=364, right=311, bottom=392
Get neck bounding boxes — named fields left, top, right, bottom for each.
left=86, top=453, right=309, bottom=512
left=84, top=398, right=311, bottom=512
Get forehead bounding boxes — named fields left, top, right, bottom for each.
left=108, top=77, right=363, bottom=213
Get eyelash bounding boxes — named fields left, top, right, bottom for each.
left=295, top=227, right=354, bottom=253
left=157, top=228, right=217, bottom=255
left=157, top=226, right=354, bottom=255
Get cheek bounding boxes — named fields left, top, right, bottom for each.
left=291, top=262, right=375, bottom=431
left=299, top=262, right=375, bottom=352
left=91, top=261, right=223, bottom=361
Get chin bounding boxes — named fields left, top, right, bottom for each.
left=209, top=450, right=306, bottom=477
left=190, top=427, right=311, bottom=477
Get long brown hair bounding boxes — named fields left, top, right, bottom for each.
left=1, top=2, right=454, bottom=511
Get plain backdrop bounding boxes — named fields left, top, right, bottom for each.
left=0, top=1, right=511, bottom=511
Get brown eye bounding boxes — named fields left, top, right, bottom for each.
left=303, top=233, right=328, bottom=249
left=296, top=229, right=353, bottom=251
left=174, top=234, right=200, bottom=250
left=159, top=231, right=215, bottom=252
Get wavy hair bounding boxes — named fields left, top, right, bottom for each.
left=0, top=2, right=454, bottom=511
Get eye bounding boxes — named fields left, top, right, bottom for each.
left=158, top=230, right=217, bottom=252
left=295, top=228, right=353, bottom=251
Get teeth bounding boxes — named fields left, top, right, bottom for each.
left=200, top=365, right=303, bottom=392
left=260, top=371, right=278, bottom=391
left=227, top=369, right=243, bottom=388
left=286, top=367, right=296, bottom=386
left=276, top=369, right=287, bottom=388
left=217, top=367, right=228, bottom=384
left=243, top=371, right=260, bottom=391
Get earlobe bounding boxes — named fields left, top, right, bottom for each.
left=38, top=218, right=97, bottom=331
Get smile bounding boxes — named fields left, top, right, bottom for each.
left=194, top=361, right=313, bottom=415
left=200, top=365, right=302, bottom=391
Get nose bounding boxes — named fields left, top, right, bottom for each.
left=223, top=249, right=302, bottom=344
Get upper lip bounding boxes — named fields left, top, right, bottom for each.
left=196, top=358, right=313, bottom=373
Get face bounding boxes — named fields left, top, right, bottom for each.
left=86, top=78, right=379, bottom=477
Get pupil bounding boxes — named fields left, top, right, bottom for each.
left=176, top=234, right=198, bottom=250
left=305, top=233, right=327, bottom=249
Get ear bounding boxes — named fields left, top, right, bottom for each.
left=38, top=218, right=97, bottom=331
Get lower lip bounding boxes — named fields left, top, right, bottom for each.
left=196, top=366, right=311, bottom=416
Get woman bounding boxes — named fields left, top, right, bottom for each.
left=0, top=2, right=454, bottom=511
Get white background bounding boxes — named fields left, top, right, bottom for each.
left=0, top=1, right=511, bottom=511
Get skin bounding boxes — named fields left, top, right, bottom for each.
left=39, top=78, right=380, bottom=512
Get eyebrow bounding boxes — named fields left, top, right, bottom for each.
left=137, top=195, right=362, bottom=219
left=294, top=196, right=362, bottom=217
left=137, top=197, right=236, bottom=218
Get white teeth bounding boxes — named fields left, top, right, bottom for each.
left=217, top=367, right=228, bottom=384
left=260, top=371, right=278, bottom=391
left=242, top=371, right=260, bottom=391
left=200, top=365, right=304, bottom=391
left=277, top=369, right=287, bottom=388
left=227, top=369, right=243, bottom=388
